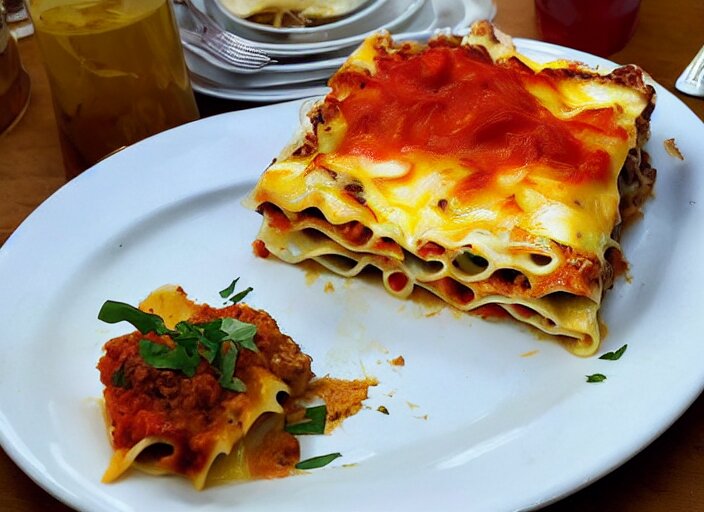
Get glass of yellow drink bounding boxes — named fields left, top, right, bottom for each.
left=26, top=0, right=200, bottom=179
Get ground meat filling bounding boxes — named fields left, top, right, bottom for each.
left=97, top=302, right=314, bottom=475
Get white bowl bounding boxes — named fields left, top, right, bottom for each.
left=206, top=0, right=425, bottom=47
left=216, top=0, right=386, bottom=35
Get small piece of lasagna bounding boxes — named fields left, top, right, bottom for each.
left=97, top=286, right=315, bottom=488
left=245, top=21, right=656, bottom=355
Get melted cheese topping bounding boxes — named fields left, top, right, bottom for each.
left=249, top=28, right=651, bottom=259
left=245, top=21, right=655, bottom=355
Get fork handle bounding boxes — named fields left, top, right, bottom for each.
left=675, top=44, right=704, bottom=98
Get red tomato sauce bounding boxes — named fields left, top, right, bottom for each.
left=387, top=271, right=409, bottom=292
left=97, top=302, right=314, bottom=477
left=330, top=43, right=622, bottom=187
left=98, top=331, right=229, bottom=474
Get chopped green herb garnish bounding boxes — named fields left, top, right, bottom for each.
left=295, top=452, right=342, bottom=470
left=99, top=286, right=259, bottom=391
left=285, top=405, right=327, bottom=435
left=98, top=300, right=170, bottom=335
left=229, top=287, right=253, bottom=304
left=599, top=344, right=628, bottom=361
left=218, top=341, right=246, bottom=392
left=586, top=373, right=607, bottom=383
left=111, top=366, right=128, bottom=388
left=139, top=339, right=200, bottom=377
left=219, top=318, right=258, bottom=351
left=219, top=278, right=240, bottom=299
left=219, top=278, right=253, bottom=304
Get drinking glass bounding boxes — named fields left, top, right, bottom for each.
left=25, top=0, right=200, bottom=179
left=535, top=0, right=641, bottom=57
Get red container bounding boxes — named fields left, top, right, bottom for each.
left=535, top=0, right=641, bottom=57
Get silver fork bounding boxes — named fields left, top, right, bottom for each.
left=173, top=0, right=273, bottom=71
left=675, top=44, right=704, bottom=97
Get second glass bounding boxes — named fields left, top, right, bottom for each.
left=535, top=0, right=641, bottom=57
left=27, top=0, right=200, bottom=179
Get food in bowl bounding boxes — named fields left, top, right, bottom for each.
left=218, top=0, right=369, bottom=27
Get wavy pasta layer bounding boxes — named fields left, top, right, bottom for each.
left=245, top=21, right=656, bottom=355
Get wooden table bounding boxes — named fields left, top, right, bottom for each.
left=1, top=0, right=702, bottom=510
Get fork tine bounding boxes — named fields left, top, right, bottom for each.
left=204, top=35, right=270, bottom=63
left=188, top=5, right=270, bottom=56
left=201, top=40, right=269, bottom=69
left=182, top=28, right=268, bottom=71
left=212, top=34, right=269, bottom=58
left=204, top=50, right=265, bottom=69
left=177, top=0, right=273, bottom=69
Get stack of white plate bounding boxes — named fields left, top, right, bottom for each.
left=176, top=0, right=496, bottom=102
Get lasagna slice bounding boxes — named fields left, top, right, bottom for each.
left=245, top=21, right=656, bottom=356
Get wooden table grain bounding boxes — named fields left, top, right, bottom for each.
left=0, top=0, right=702, bottom=510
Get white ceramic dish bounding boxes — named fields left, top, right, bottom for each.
left=190, top=73, right=330, bottom=101
left=184, top=48, right=334, bottom=88
left=207, top=0, right=423, bottom=46
left=216, top=0, right=386, bottom=36
left=1, top=41, right=703, bottom=512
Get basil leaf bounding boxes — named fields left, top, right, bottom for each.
left=586, top=373, right=607, bottom=383
left=219, top=278, right=240, bottom=299
left=222, top=376, right=246, bottom=393
left=100, top=293, right=259, bottom=391
left=599, top=344, right=628, bottom=361
left=111, top=366, right=128, bottom=388
left=229, top=287, right=253, bottom=304
left=295, top=453, right=342, bottom=470
left=218, top=341, right=247, bottom=392
left=175, top=321, right=219, bottom=364
left=99, top=300, right=171, bottom=336
left=219, top=278, right=253, bottom=303
left=219, top=318, right=258, bottom=352
left=285, top=405, right=327, bottom=435
left=198, top=336, right=221, bottom=364
left=200, top=319, right=227, bottom=343
left=139, top=339, right=200, bottom=377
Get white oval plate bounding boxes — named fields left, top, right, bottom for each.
left=0, top=41, right=703, bottom=512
